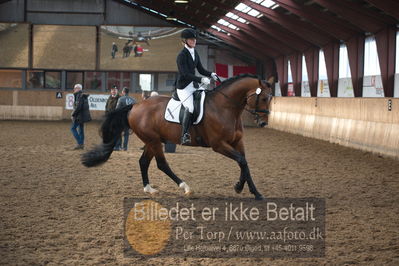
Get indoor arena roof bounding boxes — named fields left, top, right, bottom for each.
left=123, top=0, right=399, bottom=60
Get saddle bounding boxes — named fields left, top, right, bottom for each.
left=164, top=89, right=206, bottom=125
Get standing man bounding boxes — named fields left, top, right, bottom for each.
left=176, top=28, right=219, bottom=145
left=123, top=42, right=130, bottom=58
left=105, top=85, right=120, bottom=115
left=111, top=42, right=118, bottom=59
left=115, top=87, right=136, bottom=151
left=105, top=85, right=121, bottom=150
left=71, top=84, right=91, bottom=150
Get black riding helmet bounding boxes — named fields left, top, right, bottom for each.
left=181, top=28, right=197, bottom=39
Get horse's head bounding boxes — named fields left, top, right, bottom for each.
left=245, top=79, right=273, bottom=127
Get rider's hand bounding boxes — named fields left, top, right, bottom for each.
left=211, top=72, right=219, bottom=81
left=201, top=77, right=211, bottom=85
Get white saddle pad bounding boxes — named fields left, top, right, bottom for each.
left=164, top=89, right=206, bottom=124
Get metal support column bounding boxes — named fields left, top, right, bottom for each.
left=61, top=71, right=66, bottom=91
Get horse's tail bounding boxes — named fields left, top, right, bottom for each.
left=81, top=104, right=133, bottom=167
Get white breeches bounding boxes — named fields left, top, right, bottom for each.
left=176, top=82, right=196, bottom=113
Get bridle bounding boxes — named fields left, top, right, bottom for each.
left=215, top=79, right=272, bottom=120
left=245, top=89, right=272, bottom=116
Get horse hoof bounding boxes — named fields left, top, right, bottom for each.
left=143, top=184, right=158, bottom=194
left=234, top=183, right=244, bottom=194
left=255, top=194, right=264, bottom=201
left=184, top=190, right=194, bottom=197
left=179, top=182, right=191, bottom=195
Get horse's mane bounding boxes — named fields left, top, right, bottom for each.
left=213, top=73, right=259, bottom=92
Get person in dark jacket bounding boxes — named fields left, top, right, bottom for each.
left=111, top=42, right=118, bottom=59
left=115, top=87, right=136, bottom=151
left=105, top=85, right=120, bottom=115
left=123, top=43, right=130, bottom=58
left=105, top=85, right=121, bottom=150
left=176, top=28, right=219, bottom=145
left=71, top=84, right=91, bottom=150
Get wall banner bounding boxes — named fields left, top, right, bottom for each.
left=65, top=94, right=110, bottom=111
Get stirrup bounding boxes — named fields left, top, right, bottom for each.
left=181, top=133, right=191, bottom=145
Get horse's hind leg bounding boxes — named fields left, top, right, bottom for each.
left=151, top=142, right=192, bottom=195
left=139, top=146, right=157, bottom=194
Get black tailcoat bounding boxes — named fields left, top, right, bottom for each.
left=176, top=48, right=212, bottom=89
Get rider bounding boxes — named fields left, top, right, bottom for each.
left=176, top=28, right=219, bottom=145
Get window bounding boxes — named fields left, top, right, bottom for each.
left=339, top=44, right=351, bottom=78
left=287, top=60, right=295, bottom=96
left=260, top=0, right=278, bottom=9
left=84, top=72, right=102, bottom=90
left=249, top=0, right=279, bottom=10
left=319, top=49, right=328, bottom=80
left=301, top=55, right=311, bottom=97
left=107, top=72, right=130, bottom=90
left=287, top=60, right=293, bottom=83
left=45, top=72, right=61, bottom=89
left=302, top=55, right=308, bottom=81
left=211, top=0, right=279, bottom=36
left=396, top=31, right=399, bottom=74
left=67, top=71, right=83, bottom=90
left=318, top=50, right=330, bottom=97
left=27, top=71, right=61, bottom=89
left=217, top=19, right=239, bottom=31
left=27, top=70, right=44, bottom=88
left=226, top=12, right=247, bottom=24
left=364, top=36, right=381, bottom=76
left=338, top=44, right=354, bottom=97
left=0, top=70, right=22, bottom=88
left=139, top=74, right=152, bottom=91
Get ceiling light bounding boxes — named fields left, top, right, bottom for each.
left=174, top=0, right=189, bottom=3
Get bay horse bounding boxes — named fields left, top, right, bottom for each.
left=81, top=74, right=273, bottom=200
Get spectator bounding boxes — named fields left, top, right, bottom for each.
left=111, top=42, right=118, bottom=59
left=123, top=43, right=130, bottom=58
left=71, top=84, right=91, bottom=150
left=105, top=85, right=120, bottom=115
left=115, top=87, right=137, bottom=151
left=134, top=44, right=144, bottom=57
left=105, top=85, right=121, bottom=150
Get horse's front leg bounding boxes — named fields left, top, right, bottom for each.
left=211, top=141, right=264, bottom=200
left=232, top=140, right=247, bottom=194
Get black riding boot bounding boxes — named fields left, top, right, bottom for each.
left=181, top=108, right=193, bottom=145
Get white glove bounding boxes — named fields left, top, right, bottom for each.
left=201, top=77, right=210, bottom=85
left=211, top=72, right=219, bottom=81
